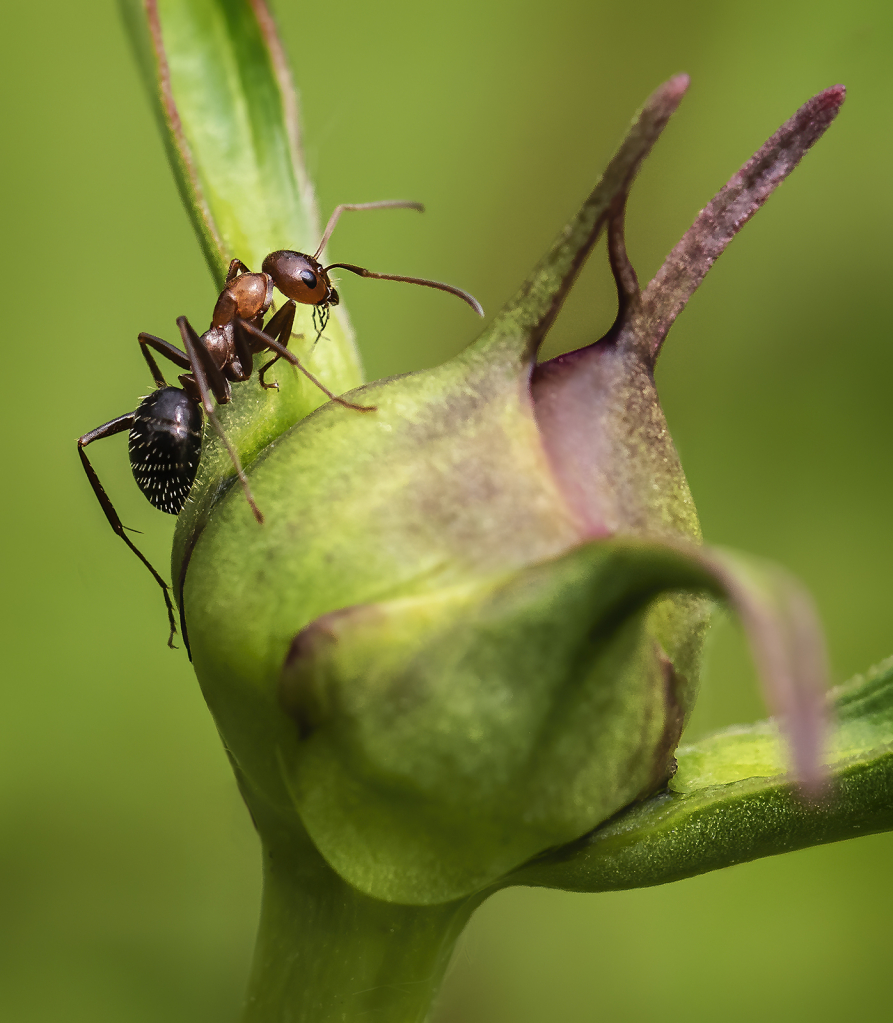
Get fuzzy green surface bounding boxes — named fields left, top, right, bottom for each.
left=181, top=330, right=709, bottom=901
left=514, top=659, right=893, bottom=892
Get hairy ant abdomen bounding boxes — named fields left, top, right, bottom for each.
left=128, top=387, right=203, bottom=515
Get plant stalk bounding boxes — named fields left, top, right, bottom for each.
left=241, top=808, right=481, bottom=1023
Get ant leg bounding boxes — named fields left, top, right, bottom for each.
left=140, top=350, right=167, bottom=389
left=238, top=314, right=376, bottom=413
left=78, top=416, right=178, bottom=648
left=138, top=333, right=193, bottom=388
left=175, top=318, right=231, bottom=404
left=257, top=354, right=281, bottom=389
left=325, top=262, right=484, bottom=317
left=225, top=258, right=253, bottom=283
left=256, top=302, right=299, bottom=390
left=177, top=317, right=263, bottom=524
left=257, top=360, right=278, bottom=390
left=313, top=200, right=425, bottom=260
left=230, top=318, right=255, bottom=382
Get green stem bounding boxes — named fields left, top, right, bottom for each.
left=242, top=811, right=480, bottom=1023
left=510, top=657, right=893, bottom=892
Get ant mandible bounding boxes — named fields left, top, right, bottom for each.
left=77, top=199, right=484, bottom=647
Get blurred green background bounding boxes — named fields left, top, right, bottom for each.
left=2, top=0, right=892, bottom=1019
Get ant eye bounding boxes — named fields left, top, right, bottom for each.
left=300, top=269, right=318, bottom=289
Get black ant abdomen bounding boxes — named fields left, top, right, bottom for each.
left=128, top=387, right=203, bottom=515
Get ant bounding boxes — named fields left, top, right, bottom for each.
left=219, top=200, right=484, bottom=369
left=77, top=199, right=484, bottom=647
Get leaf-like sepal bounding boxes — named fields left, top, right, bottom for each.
left=276, top=538, right=823, bottom=903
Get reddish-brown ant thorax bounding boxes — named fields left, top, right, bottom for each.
left=212, top=272, right=273, bottom=328
left=262, top=251, right=335, bottom=307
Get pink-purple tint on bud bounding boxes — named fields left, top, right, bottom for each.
left=181, top=78, right=842, bottom=904
left=529, top=78, right=844, bottom=788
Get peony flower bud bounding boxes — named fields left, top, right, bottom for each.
left=173, top=78, right=842, bottom=906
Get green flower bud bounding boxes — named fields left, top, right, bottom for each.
left=174, top=78, right=841, bottom=905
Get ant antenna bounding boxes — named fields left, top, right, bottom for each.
left=313, top=201, right=425, bottom=261
left=325, top=263, right=484, bottom=317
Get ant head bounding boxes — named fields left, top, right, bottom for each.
left=262, top=251, right=336, bottom=308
